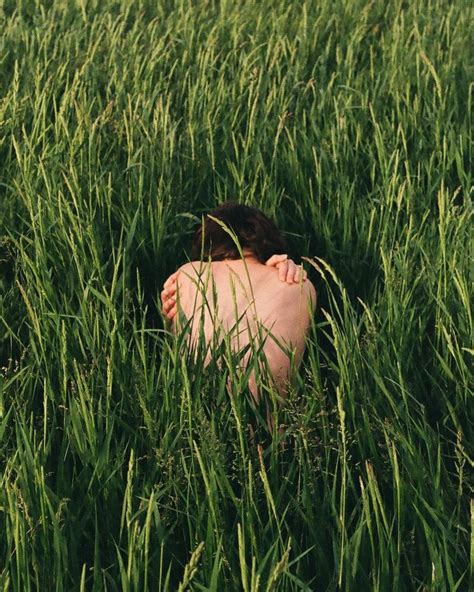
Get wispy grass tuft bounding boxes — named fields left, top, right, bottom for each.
left=0, top=0, right=471, bottom=590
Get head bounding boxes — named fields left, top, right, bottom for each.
left=191, top=202, right=287, bottom=263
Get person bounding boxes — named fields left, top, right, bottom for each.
left=160, top=202, right=316, bottom=408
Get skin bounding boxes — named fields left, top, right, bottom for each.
left=162, top=253, right=316, bottom=401
left=161, top=253, right=307, bottom=321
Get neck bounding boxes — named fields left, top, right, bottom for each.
left=242, top=250, right=259, bottom=263
left=222, top=250, right=259, bottom=263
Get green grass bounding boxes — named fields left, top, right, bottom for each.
left=0, top=0, right=472, bottom=590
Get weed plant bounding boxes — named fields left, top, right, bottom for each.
left=0, top=0, right=471, bottom=590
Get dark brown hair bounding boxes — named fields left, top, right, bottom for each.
left=191, top=202, right=287, bottom=263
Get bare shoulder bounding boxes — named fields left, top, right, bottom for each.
left=177, top=260, right=210, bottom=277
left=264, top=265, right=316, bottom=296
left=177, top=260, right=202, bottom=272
left=290, top=277, right=316, bottom=308
left=304, top=279, right=317, bottom=310
left=258, top=267, right=316, bottom=308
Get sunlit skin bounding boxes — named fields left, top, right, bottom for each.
left=161, top=253, right=307, bottom=321
left=161, top=252, right=316, bottom=400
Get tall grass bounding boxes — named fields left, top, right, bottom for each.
left=0, top=0, right=471, bottom=589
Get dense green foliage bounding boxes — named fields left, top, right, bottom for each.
left=0, top=0, right=471, bottom=589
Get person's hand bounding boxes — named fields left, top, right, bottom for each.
left=265, top=254, right=307, bottom=284
left=161, top=271, right=179, bottom=322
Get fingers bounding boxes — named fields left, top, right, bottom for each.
left=285, top=260, right=297, bottom=284
left=266, top=254, right=307, bottom=284
left=289, top=264, right=307, bottom=284
left=162, top=273, right=178, bottom=303
left=162, top=300, right=177, bottom=321
left=163, top=271, right=180, bottom=289
left=276, top=260, right=307, bottom=284
left=265, top=253, right=289, bottom=282
left=277, top=260, right=289, bottom=282
left=161, top=284, right=177, bottom=306
left=161, top=291, right=175, bottom=312
left=293, top=266, right=308, bottom=283
left=161, top=271, right=180, bottom=321
left=265, top=254, right=288, bottom=267
left=161, top=283, right=177, bottom=300
left=161, top=290, right=176, bottom=319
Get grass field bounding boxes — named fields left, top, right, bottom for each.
left=0, top=0, right=472, bottom=590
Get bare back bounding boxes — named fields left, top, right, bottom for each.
left=174, top=259, right=316, bottom=395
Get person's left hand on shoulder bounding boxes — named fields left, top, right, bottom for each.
left=265, top=254, right=307, bottom=284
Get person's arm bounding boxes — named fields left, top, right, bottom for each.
left=161, top=255, right=307, bottom=322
